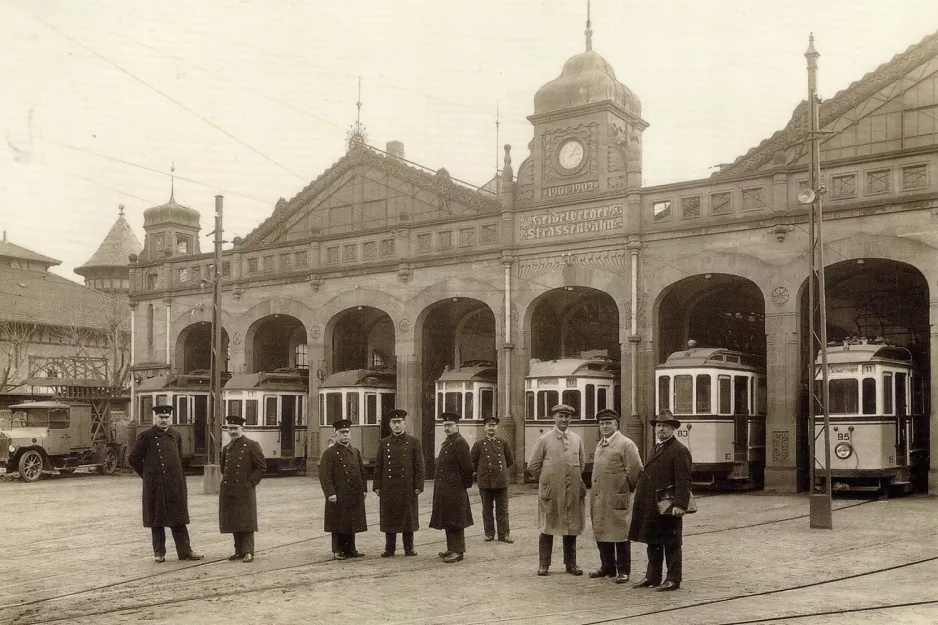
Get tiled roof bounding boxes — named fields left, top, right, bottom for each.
left=713, top=28, right=938, bottom=179
left=0, top=265, right=128, bottom=331
left=75, top=215, right=143, bottom=275
left=0, top=240, right=60, bottom=266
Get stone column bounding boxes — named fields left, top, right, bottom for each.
left=763, top=307, right=802, bottom=493
left=929, top=299, right=938, bottom=494
left=395, top=349, right=425, bottom=462
left=305, top=336, right=326, bottom=476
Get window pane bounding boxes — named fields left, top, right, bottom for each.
left=347, top=393, right=360, bottom=425
left=861, top=378, right=877, bottom=415
left=246, top=400, right=258, bottom=426
left=675, top=375, right=693, bottom=414
left=176, top=396, right=189, bottom=424
left=826, top=379, right=859, bottom=414
left=896, top=372, right=908, bottom=417
left=658, top=376, right=670, bottom=412
left=883, top=373, right=893, bottom=414
left=526, top=392, right=534, bottom=420
left=481, top=388, right=494, bottom=420
left=734, top=376, right=750, bottom=415
left=366, top=393, right=377, bottom=425
left=597, top=387, right=608, bottom=410
left=326, top=393, right=342, bottom=423
left=718, top=376, right=731, bottom=413
left=696, top=374, right=711, bottom=413
left=465, top=392, right=474, bottom=419
left=444, top=392, right=461, bottom=414
left=265, top=397, right=278, bottom=426
left=561, top=390, right=580, bottom=418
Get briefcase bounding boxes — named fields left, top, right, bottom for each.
left=656, top=486, right=698, bottom=515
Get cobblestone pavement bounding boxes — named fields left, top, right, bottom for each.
left=1, top=470, right=936, bottom=625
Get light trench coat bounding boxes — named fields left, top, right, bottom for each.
left=589, top=430, right=643, bottom=542
left=528, top=428, right=587, bottom=536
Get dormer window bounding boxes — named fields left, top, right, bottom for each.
left=176, top=235, right=190, bottom=255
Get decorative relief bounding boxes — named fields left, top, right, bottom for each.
left=499, top=302, right=520, bottom=344
left=767, top=223, right=795, bottom=243
left=541, top=123, right=598, bottom=183
left=621, top=291, right=648, bottom=329
left=607, top=145, right=624, bottom=172
left=399, top=318, right=411, bottom=334
left=232, top=332, right=242, bottom=345
left=772, top=430, right=790, bottom=463
left=608, top=175, right=626, bottom=189
left=771, top=287, right=790, bottom=305
left=517, top=158, right=534, bottom=192
left=310, top=326, right=321, bottom=340
left=518, top=249, right=629, bottom=282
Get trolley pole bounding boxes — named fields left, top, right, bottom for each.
left=204, top=195, right=224, bottom=495
left=806, top=34, right=834, bottom=529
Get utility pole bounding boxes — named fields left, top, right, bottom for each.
left=805, top=34, right=834, bottom=529
left=204, top=195, right=224, bottom=494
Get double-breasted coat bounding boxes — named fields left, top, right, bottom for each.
left=590, top=431, right=643, bottom=542
left=528, top=428, right=587, bottom=536
left=372, top=433, right=425, bottom=532
left=219, top=435, right=267, bottom=533
left=429, top=432, right=474, bottom=531
left=470, top=436, right=514, bottom=489
left=128, top=426, right=190, bottom=528
left=319, top=442, right=368, bottom=534
left=628, top=436, right=693, bottom=546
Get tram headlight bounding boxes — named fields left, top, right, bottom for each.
left=834, top=442, right=853, bottom=460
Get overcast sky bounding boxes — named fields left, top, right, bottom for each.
left=3, top=0, right=938, bottom=282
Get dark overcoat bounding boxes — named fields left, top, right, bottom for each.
left=219, top=435, right=267, bottom=533
left=128, top=426, right=190, bottom=528
left=470, top=436, right=514, bottom=489
left=372, top=433, right=425, bottom=532
left=628, top=436, right=693, bottom=546
left=319, top=442, right=368, bottom=534
left=429, top=433, right=474, bottom=531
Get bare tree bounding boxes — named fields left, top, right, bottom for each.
left=0, top=320, right=38, bottom=393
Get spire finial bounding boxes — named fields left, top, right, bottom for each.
left=119, top=203, right=125, bottom=217
left=495, top=101, right=501, bottom=177
left=585, top=0, right=593, bottom=51
left=346, top=77, right=368, bottom=150
left=169, top=162, right=176, bottom=202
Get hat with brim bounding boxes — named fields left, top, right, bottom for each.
left=596, top=409, right=620, bottom=423
left=225, top=415, right=246, bottom=426
left=332, top=419, right=353, bottom=430
left=550, top=404, right=576, bottom=416
left=153, top=404, right=174, bottom=416
left=386, top=409, right=407, bottom=421
left=482, top=416, right=500, bottom=425
left=439, top=411, right=462, bottom=423
left=650, top=415, right=681, bottom=428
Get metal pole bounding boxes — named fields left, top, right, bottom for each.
left=204, top=195, right=224, bottom=494
left=806, top=34, right=833, bottom=529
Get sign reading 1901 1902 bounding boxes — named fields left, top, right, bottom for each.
left=543, top=180, right=599, bottom=198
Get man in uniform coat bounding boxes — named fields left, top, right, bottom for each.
left=373, top=409, right=425, bottom=557
left=589, top=409, right=643, bottom=584
left=470, top=415, right=514, bottom=543
left=629, top=409, right=693, bottom=591
left=128, top=404, right=203, bottom=563
left=429, top=412, right=474, bottom=563
left=527, top=403, right=587, bottom=576
left=219, top=415, right=267, bottom=562
left=319, top=419, right=368, bottom=560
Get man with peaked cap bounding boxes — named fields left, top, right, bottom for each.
left=319, top=419, right=368, bottom=560
left=219, top=415, right=267, bottom=562
left=528, top=403, right=587, bottom=576
left=629, top=409, right=693, bottom=592
left=429, top=412, right=474, bottom=563
left=470, top=415, right=514, bottom=543
left=589, top=408, right=643, bottom=584
left=128, top=404, right=203, bottom=563
left=373, top=409, right=425, bottom=557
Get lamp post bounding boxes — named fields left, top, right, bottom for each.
left=204, top=195, right=224, bottom=494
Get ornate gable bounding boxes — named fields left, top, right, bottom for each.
left=243, top=146, right=502, bottom=248
left=715, top=29, right=938, bottom=178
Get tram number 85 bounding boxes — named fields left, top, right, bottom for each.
left=836, top=432, right=851, bottom=441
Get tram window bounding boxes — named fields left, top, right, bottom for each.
left=140, top=395, right=154, bottom=422
left=245, top=400, right=258, bottom=426
left=525, top=392, right=535, bottom=419
left=226, top=399, right=243, bottom=419
left=561, top=391, right=580, bottom=418
left=756, top=376, right=767, bottom=414
left=381, top=393, right=395, bottom=420
left=156, top=394, right=168, bottom=406
left=444, top=392, right=462, bottom=415
left=480, top=388, right=495, bottom=420
left=861, top=378, right=877, bottom=415
left=297, top=396, right=305, bottom=426
left=696, top=375, right=711, bottom=413
left=585, top=384, right=596, bottom=418
left=265, top=396, right=278, bottom=426
left=718, top=376, right=731, bottom=414
left=176, top=396, right=189, bottom=424
left=896, top=372, right=908, bottom=417
left=324, top=393, right=342, bottom=426
left=437, top=393, right=444, bottom=420
left=538, top=390, right=559, bottom=420
left=883, top=373, right=894, bottom=415
left=465, top=392, right=475, bottom=419
left=912, top=377, right=925, bottom=415
left=658, top=377, right=670, bottom=412
left=347, top=393, right=360, bottom=425
left=827, top=379, right=858, bottom=414
left=675, top=375, right=693, bottom=414
left=597, top=387, right=608, bottom=410
left=733, top=376, right=749, bottom=415
left=365, top=393, right=378, bottom=425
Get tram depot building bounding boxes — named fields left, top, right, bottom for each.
left=128, top=28, right=938, bottom=494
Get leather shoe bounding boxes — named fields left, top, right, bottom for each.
left=484, top=535, right=495, bottom=542
left=380, top=551, right=395, bottom=558
left=179, top=553, right=204, bottom=561
left=154, top=555, right=166, bottom=563
left=404, top=549, right=418, bottom=557
left=333, top=552, right=348, bottom=560
left=349, top=551, right=365, bottom=558
left=657, top=580, right=680, bottom=592
left=498, top=535, right=514, bottom=544
left=438, top=551, right=452, bottom=558
left=589, top=569, right=614, bottom=579
left=632, top=577, right=660, bottom=588
left=443, top=552, right=464, bottom=563
left=566, top=564, right=583, bottom=576
left=227, top=554, right=244, bottom=561
left=242, top=553, right=254, bottom=563
left=537, top=566, right=549, bottom=576
left=615, top=574, right=630, bottom=584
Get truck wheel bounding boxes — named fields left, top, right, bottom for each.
left=19, top=450, right=44, bottom=482
left=98, top=447, right=118, bottom=475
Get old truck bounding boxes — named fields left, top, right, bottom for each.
left=0, top=401, right=120, bottom=482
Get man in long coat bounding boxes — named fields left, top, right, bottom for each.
left=373, top=409, right=425, bottom=557
left=527, top=403, right=587, bottom=576
left=128, top=404, right=203, bottom=562
left=319, top=419, right=368, bottom=560
left=589, top=409, right=643, bottom=584
left=629, top=409, right=693, bottom=591
left=429, top=412, right=474, bottom=563
left=470, top=415, right=514, bottom=543
left=219, top=415, right=267, bottom=562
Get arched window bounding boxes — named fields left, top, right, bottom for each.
left=147, top=304, right=154, bottom=348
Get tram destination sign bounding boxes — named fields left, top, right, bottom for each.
left=520, top=204, right=623, bottom=240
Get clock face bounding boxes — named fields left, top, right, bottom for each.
left=558, top=139, right=585, bottom=170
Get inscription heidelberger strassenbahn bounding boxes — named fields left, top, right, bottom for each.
left=520, top=203, right=623, bottom=240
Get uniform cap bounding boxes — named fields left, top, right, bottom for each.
left=386, top=409, right=407, bottom=421
left=482, top=416, right=500, bottom=425
left=225, top=415, right=246, bottom=426
left=439, top=411, right=462, bottom=423
left=332, top=419, right=353, bottom=430
left=596, top=408, right=620, bottom=422
left=153, top=404, right=174, bottom=416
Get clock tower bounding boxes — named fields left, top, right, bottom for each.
left=515, top=18, right=647, bottom=204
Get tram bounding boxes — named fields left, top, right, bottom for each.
left=656, top=342, right=767, bottom=489
left=317, top=367, right=396, bottom=469
left=136, top=370, right=223, bottom=467
left=433, top=361, right=498, bottom=456
left=223, top=369, right=308, bottom=473
left=524, top=353, right=620, bottom=481
left=812, top=339, right=928, bottom=494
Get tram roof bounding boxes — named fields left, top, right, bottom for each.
left=10, top=401, right=74, bottom=410
left=820, top=342, right=912, bottom=365
left=527, top=358, right=618, bottom=377
left=136, top=372, right=215, bottom=392
left=436, top=364, right=497, bottom=382
left=659, top=347, right=764, bottom=371
left=319, top=368, right=396, bottom=389
left=225, top=371, right=309, bottom=391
